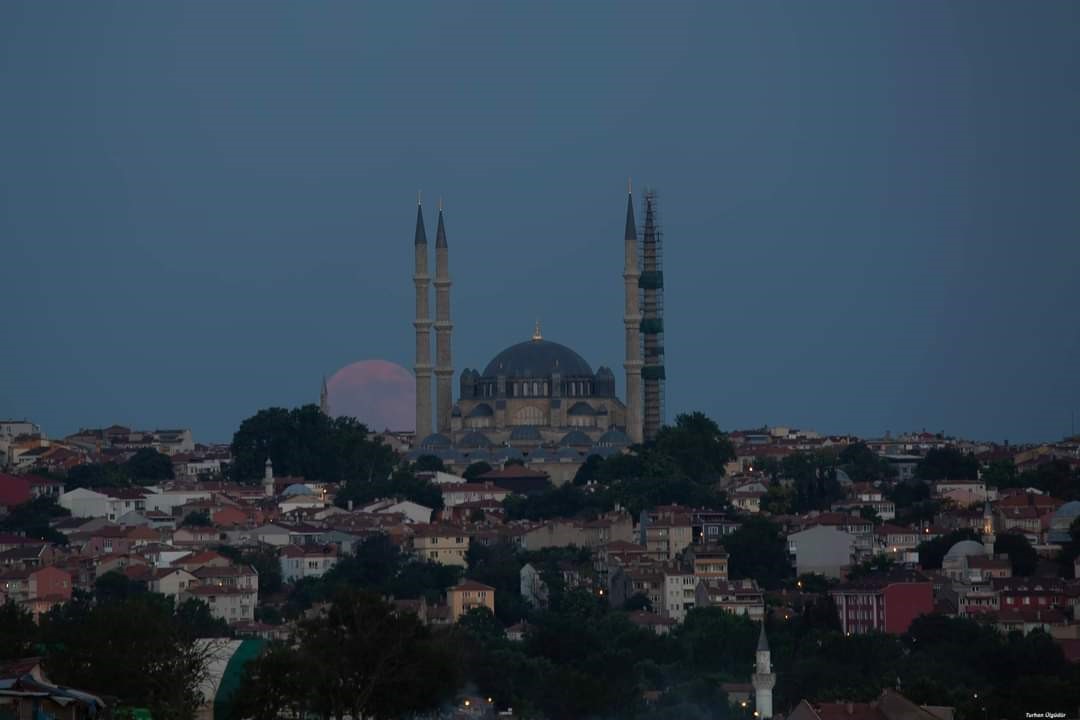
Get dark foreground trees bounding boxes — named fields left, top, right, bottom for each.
left=234, top=590, right=459, bottom=720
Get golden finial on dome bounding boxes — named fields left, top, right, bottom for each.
left=532, top=319, right=542, bottom=341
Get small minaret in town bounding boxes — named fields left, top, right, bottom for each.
left=433, top=201, right=454, bottom=434
left=263, top=457, right=275, bottom=498
left=413, top=198, right=434, bottom=439
left=623, top=182, right=643, bottom=444
left=753, top=622, right=775, bottom=719
left=319, top=375, right=330, bottom=416
left=982, top=501, right=996, bottom=556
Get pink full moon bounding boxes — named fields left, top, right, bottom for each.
left=326, top=359, right=416, bottom=432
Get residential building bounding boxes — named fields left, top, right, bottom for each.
left=830, top=572, right=933, bottom=635
left=280, top=544, right=339, bottom=582
left=412, top=524, right=470, bottom=567
left=787, top=525, right=855, bottom=579
left=447, top=579, right=495, bottom=622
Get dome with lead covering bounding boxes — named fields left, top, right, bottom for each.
left=482, top=339, right=593, bottom=379
left=418, top=433, right=452, bottom=450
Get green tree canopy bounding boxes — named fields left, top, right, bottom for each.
left=915, top=448, right=979, bottom=481
left=230, top=405, right=397, bottom=483
left=994, top=533, right=1038, bottom=576
left=721, top=517, right=791, bottom=589
left=124, top=448, right=174, bottom=483
left=653, top=412, right=736, bottom=481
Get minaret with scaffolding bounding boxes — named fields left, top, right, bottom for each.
left=639, top=190, right=666, bottom=441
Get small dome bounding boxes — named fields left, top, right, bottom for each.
left=493, top=447, right=524, bottom=462
left=418, top=433, right=452, bottom=450
left=596, top=428, right=630, bottom=447
left=459, top=431, right=493, bottom=449
left=596, top=366, right=614, bottom=377
left=596, top=406, right=609, bottom=415
left=558, top=447, right=582, bottom=460
left=451, top=405, right=462, bottom=418
left=568, top=402, right=595, bottom=416
left=587, top=446, right=620, bottom=459
left=510, top=426, right=543, bottom=442
left=528, top=447, right=557, bottom=461
left=467, top=403, right=494, bottom=418
left=560, top=430, right=594, bottom=448
left=944, top=540, right=986, bottom=561
left=1053, top=500, right=1080, bottom=519
left=282, top=483, right=315, bottom=496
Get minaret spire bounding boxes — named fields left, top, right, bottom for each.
left=623, top=187, right=643, bottom=444
left=320, top=375, right=330, bottom=416
left=433, top=205, right=454, bottom=434
left=753, top=622, right=775, bottom=719
left=413, top=202, right=434, bottom=438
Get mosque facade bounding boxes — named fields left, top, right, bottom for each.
left=407, top=191, right=654, bottom=483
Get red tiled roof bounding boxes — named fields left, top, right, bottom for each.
left=452, top=580, right=495, bottom=592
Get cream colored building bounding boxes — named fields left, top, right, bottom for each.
left=412, top=525, right=470, bottom=567
left=448, top=579, right=495, bottom=622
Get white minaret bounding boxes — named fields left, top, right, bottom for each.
left=263, top=457, right=275, bottom=498
left=623, top=183, right=643, bottom=444
left=414, top=199, right=434, bottom=439
left=753, top=623, right=775, bottom=719
left=433, top=202, right=454, bottom=434
left=320, top=375, right=330, bottom=416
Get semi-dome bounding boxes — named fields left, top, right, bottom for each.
left=458, top=431, right=493, bottom=449
left=944, top=540, right=986, bottom=561
left=418, top=433, right=452, bottom=450
left=568, top=402, right=595, bottom=416
left=509, top=426, right=543, bottom=443
left=467, top=403, right=494, bottom=418
left=482, top=338, right=593, bottom=379
left=596, top=428, right=630, bottom=447
left=560, top=430, right=594, bottom=448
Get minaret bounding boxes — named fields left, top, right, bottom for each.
left=413, top=200, right=434, bottom=439
left=982, top=501, right=996, bottom=556
left=263, top=457, right=275, bottom=498
left=320, top=375, right=330, bottom=416
left=433, top=202, right=454, bottom=435
left=640, top=190, right=666, bottom=442
left=623, top=183, right=644, bottom=444
left=753, top=623, right=775, bottom=719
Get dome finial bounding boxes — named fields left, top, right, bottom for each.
left=532, top=319, right=542, bottom=341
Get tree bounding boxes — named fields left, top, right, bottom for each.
left=721, top=517, right=791, bottom=589
left=0, top=601, right=36, bottom=660
left=66, top=461, right=129, bottom=489
left=124, top=448, right=174, bottom=483
left=981, top=459, right=1018, bottom=489
left=653, top=412, right=735, bottom=481
left=623, top=592, right=653, bottom=612
left=175, top=598, right=232, bottom=639
left=839, top=442, right=895, bottom=483
left=182, top=510, right=212, bottom=527
left=0, top=496, right=70, bottom=544
left=335, top=467, right=443, bottom=511
left=917, top=528, right=977, bottom=570
left=915, top=448, right=979, bottom=481
left=463, top=461, right=493, bottom=482
left=235, top=589, right=459, bottom=719
left=414, top=454, right=445, bottom=473
left=995, top=533, right=1037, bottom=576
left=40, top=594, right=212, bottom=720
left=230, top=405, right=397, bottom=483
left=782, top=451, right=843, bottom=512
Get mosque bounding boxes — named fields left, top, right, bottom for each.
left=405, top=189, right=666, bottom=484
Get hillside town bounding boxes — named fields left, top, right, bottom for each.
left=1, top=413, right=1079, bottom=718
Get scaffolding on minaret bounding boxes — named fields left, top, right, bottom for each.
left=639, top=189, right=666, bottom=441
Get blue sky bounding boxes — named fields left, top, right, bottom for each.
left=2, top=1, right=1078, bottom=443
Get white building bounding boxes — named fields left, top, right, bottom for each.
left=279, top=545, right=339, bottom=583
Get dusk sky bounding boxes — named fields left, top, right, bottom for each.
left=3, top=1, right=1078, bottom=444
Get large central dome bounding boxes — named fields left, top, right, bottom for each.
left=482, top=338, right=594, bottom=379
